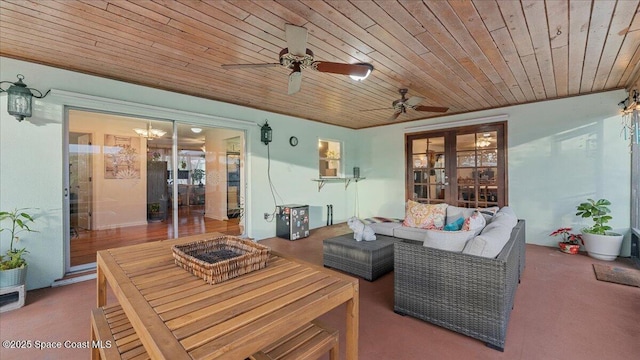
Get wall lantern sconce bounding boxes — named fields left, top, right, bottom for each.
left=261, top=120, right=272, bottom=145
left=0, top=74, right=50, bottom=121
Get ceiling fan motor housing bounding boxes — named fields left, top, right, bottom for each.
left=279, top=48, right=315, bottom=69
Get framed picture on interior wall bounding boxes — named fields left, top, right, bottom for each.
left=104, top=134, right=141, bottom=179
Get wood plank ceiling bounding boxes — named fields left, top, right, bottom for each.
left=1, top=0, right=639, bottom=129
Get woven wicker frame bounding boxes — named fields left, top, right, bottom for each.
left=323, top=234, right=398, bottom=281
left=172, top=236, right=270, bottom=284
left=394, top=220, right=525, bottom=351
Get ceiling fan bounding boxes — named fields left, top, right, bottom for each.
left=365, top=89, right=449, bottom=121
left=221, top=24, right=373, bottom=95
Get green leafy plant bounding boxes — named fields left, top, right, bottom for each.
left=148, top=203, right=161, bottom=213
left=192, top=169, right=205, bottom=185
left=0, top=208, right=38, bottom=270
left=576, top=198, right=613, bottom=235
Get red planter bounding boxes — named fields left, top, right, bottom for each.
left=558, top=242, right=580, bottom=254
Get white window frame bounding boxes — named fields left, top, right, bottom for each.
left=318, top=138, right=342, bottom=178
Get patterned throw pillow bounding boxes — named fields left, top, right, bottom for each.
left=462, top=211, right=486, bottom=233
left=402, top=200, right=448, bottom=229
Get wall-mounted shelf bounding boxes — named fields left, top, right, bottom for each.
left=312, top=177, right=365, bottom=191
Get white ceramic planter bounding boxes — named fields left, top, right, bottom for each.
left=0, top=265, right=27, bottom=288
left=581, top=232, right=624, bottom=261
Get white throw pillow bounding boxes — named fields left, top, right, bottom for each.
left=463, top=211, right=486, bottom=233
left=423, top=229, right=476, bottom=252
left=446, top=206, right=476, bottom=225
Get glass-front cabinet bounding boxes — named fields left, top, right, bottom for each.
left=406, top=122, right=507, bottom=208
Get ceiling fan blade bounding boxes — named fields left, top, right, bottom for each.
left=387, top=111, right=402, bottom=121
left=405, top=96, right=423, bottom=107
left=361, top=107, right=392, bottom=112
left=312, top=62, right=370, bottom=77
left=288, top=71, right=302, bottom=94
left=221, top=63, right=280, bottom=69
left=413, top=105, right=449, bottom=113
left=285, top=24, right=308, bottom=56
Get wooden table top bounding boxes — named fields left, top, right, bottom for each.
left=96, top=233, right=359, bottom=360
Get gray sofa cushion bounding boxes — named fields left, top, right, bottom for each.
left=464, top=207, right=518, bottom=258
left=423, top=230, right=476, bottom=252
left=490, top=206, right=518, bottom=228
left=369, top=222, right=403, bottom=236
left=463, top=224, right=512, bottom=258
left=393, top=225, right=430, bottom=242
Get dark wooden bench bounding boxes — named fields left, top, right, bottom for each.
left=91, top=304, right=338, bottom=360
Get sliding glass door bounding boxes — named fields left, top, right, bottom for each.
left=66, top=110, right=245, bottom=271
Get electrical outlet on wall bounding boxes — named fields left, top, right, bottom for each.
left=264, top=213, right=270, bottom=220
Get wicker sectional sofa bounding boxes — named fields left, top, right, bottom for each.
left=393, top=219, right=526, bottom=351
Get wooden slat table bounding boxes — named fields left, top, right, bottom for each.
left=96, top=233, right=359, bottom=359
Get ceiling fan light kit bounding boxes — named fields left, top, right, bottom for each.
left=222, top=24, right=373, bottom=95
left=349, top=63, right=374, bottom=81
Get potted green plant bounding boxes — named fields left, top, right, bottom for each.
left=575, top=198, right=624, bottom=261
left=148, top=203, right=164, bottom=222
left=550, top=227, right=582, bottom=254
left=192, top=169, right=205, bottom=187
left=0, top=208, right=37, bottom=288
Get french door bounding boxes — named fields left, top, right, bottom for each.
left=406, top=122, right=507, bottom=208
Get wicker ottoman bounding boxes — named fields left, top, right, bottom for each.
left=323, top=233, right=398, bottom=281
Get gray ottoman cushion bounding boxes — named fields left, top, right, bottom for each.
left=323, top=234, right=398, bottom=281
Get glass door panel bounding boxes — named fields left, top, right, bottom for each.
left=68, top=110, right=175, bottom=269
left=409, top=136, right=446, bottom=203
left=455, top=131, right=499, bottom=208
left=173, top=124, right=246, bottom=238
